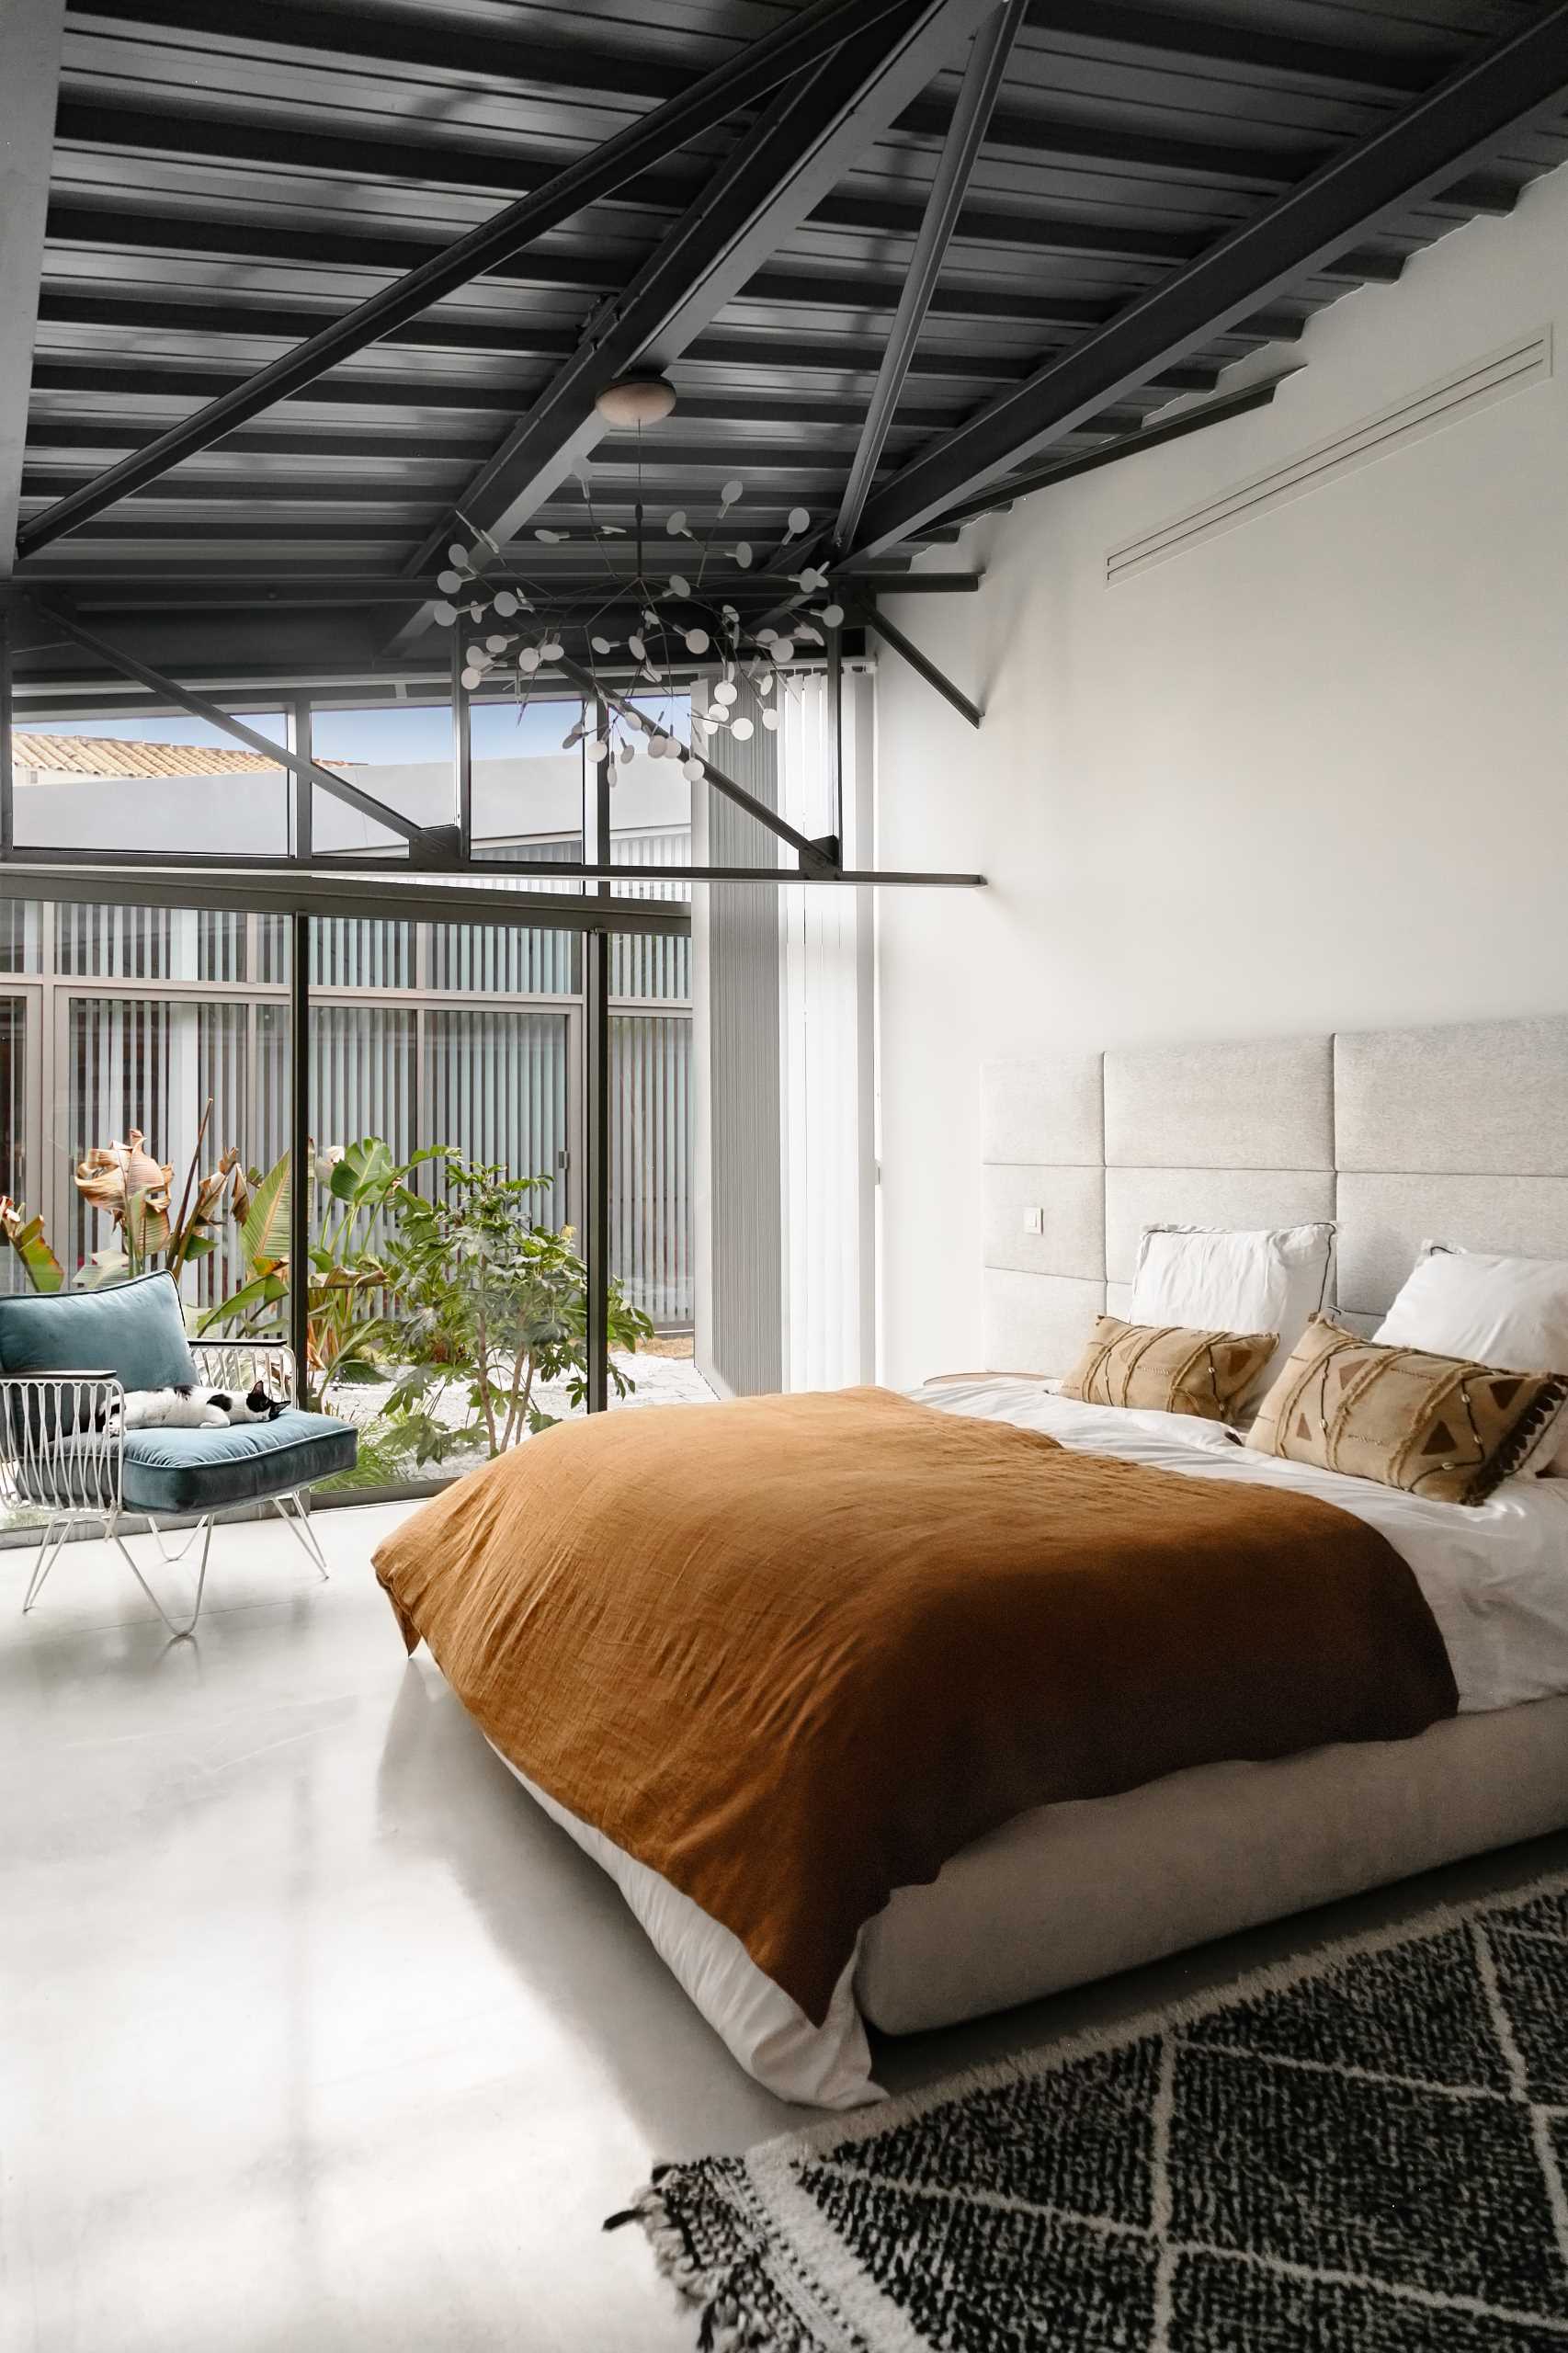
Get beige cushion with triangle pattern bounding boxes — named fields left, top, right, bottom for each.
left=1245, top=1315, right=1568, bottom=1505
left=1060, top=1316, right=1277, bottom=1426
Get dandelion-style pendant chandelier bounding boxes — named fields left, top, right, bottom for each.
left=430, top=374, right=843, bottom=781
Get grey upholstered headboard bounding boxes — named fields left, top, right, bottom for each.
left=983, top=1017, right=1568, bottom=1373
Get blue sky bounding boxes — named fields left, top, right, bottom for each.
left=49, top=689, right=690, bottom=766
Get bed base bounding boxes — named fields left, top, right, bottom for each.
left=856, top=1696, right=1568, bottom=2035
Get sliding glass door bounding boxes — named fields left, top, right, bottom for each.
left=303, top=909, right=585, bottom=1494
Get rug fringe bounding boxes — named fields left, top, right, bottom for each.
left=608, top=2177, right=812, bottom=2353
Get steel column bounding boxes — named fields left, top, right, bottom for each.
left=290, top=691, right=312, bottom=864
left=583, top=695, right=614, bottom=1411
left=583, top=931, right=610, bottom=1414
left=0, top=609, right=13, bottom=859
left=289, top=910, right=310, bottom=1392
left=452, top=638, right=472, bottom=859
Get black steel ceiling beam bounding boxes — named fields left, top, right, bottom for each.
left=40, top=199, right=628, bottom=294
left=38, top=199, right=1315, bottom=346
left=67, top=0, right=1449, bottom=113
left=0, top=857, right=694, bottom=929
left=67, top=0, right=1499, bottom=133
left=20, top=360, right=959, bottom=437
left=22, top=597, right=427, bottom=842
left=32, top=287, right=584, bottom=360
left=17, top=513, right=962, bottom=549
left=10, top=569, right=979, bottom=606
left=838, top=0, right=1025, bottom=548
left=1, top=0, right=65, bottom=572
left=1023, top=0, right=1445, bottom=99
left=854, top=602, right=983, bottom=727
left=47, top=98, right=1417, bottom=284
left=926, top=370, right=1294, bottom=531
left=404, top=0, right=1002, bottom=585
left=28, top=295, right=1059, bottom=391
left=0, top=854, right=980, bottom=903
left=851, top=3, right=1568, bottom=557
left=554, top=655, right=837, bottom=878
left=65, top=0, right=695, bottom=102
left=18, top=0, right=949, bottom=561
left=58, top=82, right=1311, bottom=202
left=22, top=425, right=885, bottom=473
left=26, top=420, right=500, bottom=463
left=741, top=272, right=1305, bottom=344
left=898, top=96, right=1520, bottom=210
left=815, top=192, right=1406, bottom=280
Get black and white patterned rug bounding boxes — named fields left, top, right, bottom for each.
left=612, top=1871, right=1568, bottom=2351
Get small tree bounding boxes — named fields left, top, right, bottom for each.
left=378, top=1148, right=652, bottom=1462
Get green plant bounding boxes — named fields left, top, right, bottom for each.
left=5, top=1122, right=650, bottom=1468
left=0, top=1198, right=65, bottom=1290
left=376, top=1148, right=652, bottom=1463
left=201, top=1137, right=428, bottom=1411
left=0, top=1108, right=250, bottom=1296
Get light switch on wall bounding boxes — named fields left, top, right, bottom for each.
left=1022, top=1207, right=1043, bottom=1235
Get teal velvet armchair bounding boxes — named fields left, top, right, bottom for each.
left=0, top=1272, right=358, bottom=1635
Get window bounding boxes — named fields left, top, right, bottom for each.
left=310, top=701, right=453, bottom=858
left=12, top=710, right=291, bottom=858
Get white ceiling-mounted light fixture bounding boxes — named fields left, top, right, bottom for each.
left=594, top=372, right=677, bottom=427
left=436, top=373, right=845, bottom=774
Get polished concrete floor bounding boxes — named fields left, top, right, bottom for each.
left=6, top=1502, right=1568, bottom=2353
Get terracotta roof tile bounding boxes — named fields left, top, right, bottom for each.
left=14, top=732, right=287, bottom=779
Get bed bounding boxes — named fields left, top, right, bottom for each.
left=377, top=1012, right=1568, bottom=2108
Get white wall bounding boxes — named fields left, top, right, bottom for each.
left=12, top=748, right=692, bottom=856
left=875, top=165, right=1568, bottom=1387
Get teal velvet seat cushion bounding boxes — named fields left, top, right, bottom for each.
left=0, top=1270, right=198, bottom=1390
left=120, top=1410, right=358, bottom=1515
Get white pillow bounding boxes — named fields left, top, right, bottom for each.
left=1375, top=1242, right=1568, bottom=1474
left=1130, top=1222, right=1336, bottom=1406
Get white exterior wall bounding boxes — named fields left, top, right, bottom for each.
left=11, top=750, right=690, bottom=857
left=873, top=165, right=1568, bottom=1387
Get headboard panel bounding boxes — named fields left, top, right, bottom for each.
left=983, top=1015, right=1568, bottom=1372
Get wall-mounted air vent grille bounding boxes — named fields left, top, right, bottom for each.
left=1107, top=329, right=1552, bottom=585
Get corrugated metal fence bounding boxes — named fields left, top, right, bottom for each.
left=0, top=888, right=692, bottom=1326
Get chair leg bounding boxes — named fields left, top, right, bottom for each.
left=109, top=1511, right=215, bottom=1639
left=144, top=1513, right=214, bottom=1566
left=21, top=1513, right=70, bottom=1614
left=270, top=1489, right=329, bottom=1578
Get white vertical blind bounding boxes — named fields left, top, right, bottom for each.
left=778, top=672, right=876, bottom=1392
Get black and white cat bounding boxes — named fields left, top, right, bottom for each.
left=109, top=1382, right=289, bottom=1431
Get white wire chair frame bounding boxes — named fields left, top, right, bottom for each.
left=6, top=1340, right=327, bottom=1638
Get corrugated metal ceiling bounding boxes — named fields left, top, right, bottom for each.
left=11, top=0, right=1568, bottom=681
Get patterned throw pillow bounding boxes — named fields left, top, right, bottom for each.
left=1060, top=1316, right=1278, bottom=1425
left=1245, top=1314, right=1568, bottom=1505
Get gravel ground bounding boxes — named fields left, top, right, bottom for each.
left=326, top=1347, right=716, bottom=1482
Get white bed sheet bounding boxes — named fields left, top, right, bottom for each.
left=915, top=1376, right=1568, bottom=1714
left=487, top=1382, right=1568, bottom=2106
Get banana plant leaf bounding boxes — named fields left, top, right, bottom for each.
left=240, top=1153, right=290, bottom=1267
left=328, top=1137, right=399, bottom=1203
left=197, top=1267, right=288, bottom=1334
left=1, top=1212, right=65, bottom=1292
